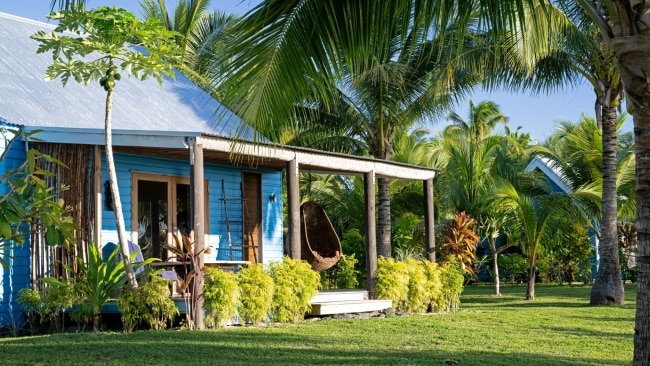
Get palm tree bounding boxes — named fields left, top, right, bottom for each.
left=139, top=0, right=238, bottom=90
left=545, top=115, right=636, bottom=292
left=432, top=100, right=541, bottom=296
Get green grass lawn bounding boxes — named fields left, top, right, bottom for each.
left=0, top=284, right=636, bottom=366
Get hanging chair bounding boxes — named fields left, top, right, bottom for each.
left=300, top=201, right=342, bottom=272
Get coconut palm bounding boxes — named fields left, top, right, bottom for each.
left=139, top=0, right=238, bottom=90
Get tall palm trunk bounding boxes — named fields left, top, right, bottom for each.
left=590, top=105, right=624, bottom=304
left=104, top=84, right=138, bottom=290
left=611, top=28, right=650, bottom=364
left=377, top=177, right=392, bottom=258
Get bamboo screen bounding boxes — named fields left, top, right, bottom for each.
left=32, top=143, right=94, bottom=286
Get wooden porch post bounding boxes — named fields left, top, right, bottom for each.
left=286, top=157, right=301, bottom=259
left=424, top=177, right=436, bottom=262
left=364, top=170, right=377, bottom=298
left=191, top=140, right=205, bottom=330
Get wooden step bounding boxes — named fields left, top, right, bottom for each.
left=309, top=299, right=392, bottom=316
left=310, top=289, right=368, bottom=303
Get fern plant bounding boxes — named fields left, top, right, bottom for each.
left=204, top=267, right=240, bottom=327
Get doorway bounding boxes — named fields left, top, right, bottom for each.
left=242, top=172, right=262, bottom=263
left=132, top=173, right=206, bottom=261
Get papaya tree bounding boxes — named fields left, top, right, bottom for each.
left=31, top=6, right=181, bottom=289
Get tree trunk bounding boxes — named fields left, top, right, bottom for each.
left=488, top=236, right=501, bottom=296
left=526, top=264, right=536, bottom=301
left=611, top=31, right=650, bottom=365
left=590, top=105, right=624, bottom=305
left=377, top=177, right=391, bottom=258
left=629, top=74, right=650, bottom=365
left=104, top=87, right=138, bottom=290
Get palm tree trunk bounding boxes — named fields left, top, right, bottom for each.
left=488, top=236, right=501, bottom=296
left=631, top=92, right=650, bottom=365
left=377, top=177, right=391, bottom=258
left=104, top=87, right=138, bottom=290
left=526, top=264, right=536, bottom=300
left=610, top=29, right=650, bottom=364
left=590, top=105, right=624, bottom=305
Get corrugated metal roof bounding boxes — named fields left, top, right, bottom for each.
left=0, top=12, right=248, bottom=139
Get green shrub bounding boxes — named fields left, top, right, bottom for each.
left=269, top=257, right=320, bottom=323
left=440, top=262, right=464, bottom=312
left=204, top=267, right=240, bottom=327
left=421, top=261, right=444, bottom=312
left=374, top=257, right=409, bottom=311
left=44, top=280, right=76, bottom=332
left=404, top=258, right=428, bottom=314
left=17, top=287, right=44, bottom=334
left=320, top=253, right=360, bottom=290
left=118, top=273, right=178, bottom=332
left=238, top=263, right=274, bottom=325
left=142, top=274, right=178, bottom=330
left=341, top=229, right=366, bottom=276
left=499, top=253, right=528, bottom=283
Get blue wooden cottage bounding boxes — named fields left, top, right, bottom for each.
left=0, top=12, right=438, bottom=326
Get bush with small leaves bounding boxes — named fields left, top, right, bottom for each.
left=440, top=262, right=465, bottom=312
left=204, top=267, right=240, bottom=327
left=320, top=253, right=360, bottom=290
left=421, top=261, right=444, bottom=313
left=374, top=257, right=409, bottom=311
left=238, top=263, right=274, bottom=325
left=268, top=257, right=320, bottom=323
left=404, top=258, right=428, bottom=314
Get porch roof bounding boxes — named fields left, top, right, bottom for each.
left=25, top=126, right=437, bottom=181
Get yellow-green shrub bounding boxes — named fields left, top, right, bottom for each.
left=237, top=263, right=274, bottom=325
left=204, top=267, right=240, bottom=327
left=268, top=257, right=320, bottom=323
left=440, top=262, right=465, bottom=312
left=374, top=257, right=409, bottom=310
left=422, top=261, right=444, bottom=312
left=404, top=258, right=428, bottom=314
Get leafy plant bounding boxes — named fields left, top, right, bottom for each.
left=340, top=229, right=366, bottom=276
left=118, top=272, right=178, bottom=332
left=404, top=258, right=428, bottom=314
left=421, top=261, right=444, bottom=313
left=16, top=288, right=44, bottom=334
left=392, top=213, right=425, bottom=260
left=0, top=144, right=79, bottom=268
left=203, top=267, right=240, bottom=327
left=320, top=253, right=360, bottom=290
left=139, top=273, right=179, bottom=330
left=237, top=263, right=273, bottom=325
left=268, top=257, right=320, bottom=323
left=45, top=244, right=154, bottom=332
left=439, top=211, right=480, bottom=275
left=499, top=253, right=529, bottom=283
left=374, top=257, right=409, bottom=311
left=439, top=262, right=465, bottom=313
left=163, top=230, right=209, bottom=329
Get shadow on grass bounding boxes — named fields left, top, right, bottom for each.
left=0, top=330, right=630, bottom=366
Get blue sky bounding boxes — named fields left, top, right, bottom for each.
left=0, top=1, right=627, bottom=142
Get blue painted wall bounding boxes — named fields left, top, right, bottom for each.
left=100, top=152, right=284, bottom=265
left=0, top=140, right=30, bottom=325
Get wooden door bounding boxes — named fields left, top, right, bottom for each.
left=242, top=172, right=261, bottom=263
